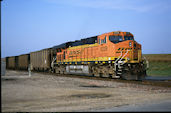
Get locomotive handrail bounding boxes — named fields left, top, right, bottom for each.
left=143, top=56, right=149, bottom=69
left=114, top=51, right=123, bottom=64
left=119, top=49, right=130, bottom=63
left=114, top=51, right=123, bottom=71
left=51, top=57, right=56, bottom=68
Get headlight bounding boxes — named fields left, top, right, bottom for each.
left=129, top=42, right=132, bottom=47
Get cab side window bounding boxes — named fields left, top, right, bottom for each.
left=104, top=36, right=107, bottom=43
left=100, top=36, right=107, bottom=44
left=98, top=39, right=101, bottom=44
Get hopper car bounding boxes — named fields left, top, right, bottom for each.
left=30, top=48, right=53, bottom=71
left=6, top=56, right=17, bottom=70
left=18, top=54, right=30, bottom=70
left=6, top=54, right=30, bottom=70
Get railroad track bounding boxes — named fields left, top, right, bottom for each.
left=30, top=70, right=171, bottom=88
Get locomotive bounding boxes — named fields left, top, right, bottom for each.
left=6, top=31, right=148, bottom=80
left=51, top=31, right=147, bottom=80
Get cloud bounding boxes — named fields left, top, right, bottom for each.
left=44, top=0, right=170, bottom=13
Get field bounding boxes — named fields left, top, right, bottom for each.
left=142, top=54, right=171, bottom=76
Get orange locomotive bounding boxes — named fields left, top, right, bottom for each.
left=52, top=31, right=147, bottom=80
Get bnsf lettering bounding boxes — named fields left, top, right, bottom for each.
left=69, top=50, right=82, bottom=57
left=100, top=46, right=107, bottom=51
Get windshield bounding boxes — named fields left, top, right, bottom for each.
left=124, top=36, right=134, bottom=40
left=109, top=36, right=123, bottom=43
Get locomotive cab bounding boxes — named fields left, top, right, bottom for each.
left=104, top=31, right=146, bottom=80
left=107, top=32, right=141, bottom=63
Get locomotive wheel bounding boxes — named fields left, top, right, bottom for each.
left=63, top=70, right=67, bottom=74
left=55, top=68, right=60, bottom=74
left=92, top=66, right=100, bottom=77
left=120, top=70, right=138, bottom=80
left=110, top=73, right=120, bottom=79
left=101, top=66, right=110, bottom=78
left=120, top=64, right=146, bottom=80
left=94, top=72, right=100, bottom=77
left=60, top=70, right=64, bottom=74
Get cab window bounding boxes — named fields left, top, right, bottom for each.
left=99, top=36, right=107, bottom=44
left=98, top=39, right=101, bottom=44
left=109, top=36, right=123, bottom=43
left=104, top=36, right=106, bottom=43
left=124, top=36, right=134, bottom=40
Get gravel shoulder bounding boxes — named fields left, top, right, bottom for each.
left=2, top=70, right=171, bottom=112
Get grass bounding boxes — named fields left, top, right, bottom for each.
left=142, top=54, right=171, bottom=76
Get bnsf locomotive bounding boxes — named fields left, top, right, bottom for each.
left=6, top=31, right=147, bottom=80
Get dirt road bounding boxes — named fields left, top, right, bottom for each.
left=2, top=70, right=171, bottom=112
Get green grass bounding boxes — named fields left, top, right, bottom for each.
left=147, top=61, right=171, bottom=76
left=143, top=54, right=171, bottom=76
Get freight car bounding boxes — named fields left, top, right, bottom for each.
left=6, top=56, right=17, bottom=69
left=5, top=48, right=54, bottom=72
left=6, top=54, right=29, bottom=70
left=51, top=31, right=147, bottom=80
left=30, top=48, right=53, bottom=71
left=18, top=54, right=30, bottom=70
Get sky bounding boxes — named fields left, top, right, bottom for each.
left=1, top=0, right=171, bottom=58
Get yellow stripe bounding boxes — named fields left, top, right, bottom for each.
left=59, top=56, right=127, bottom=62
left=57, top=56, right=143, bottom=64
